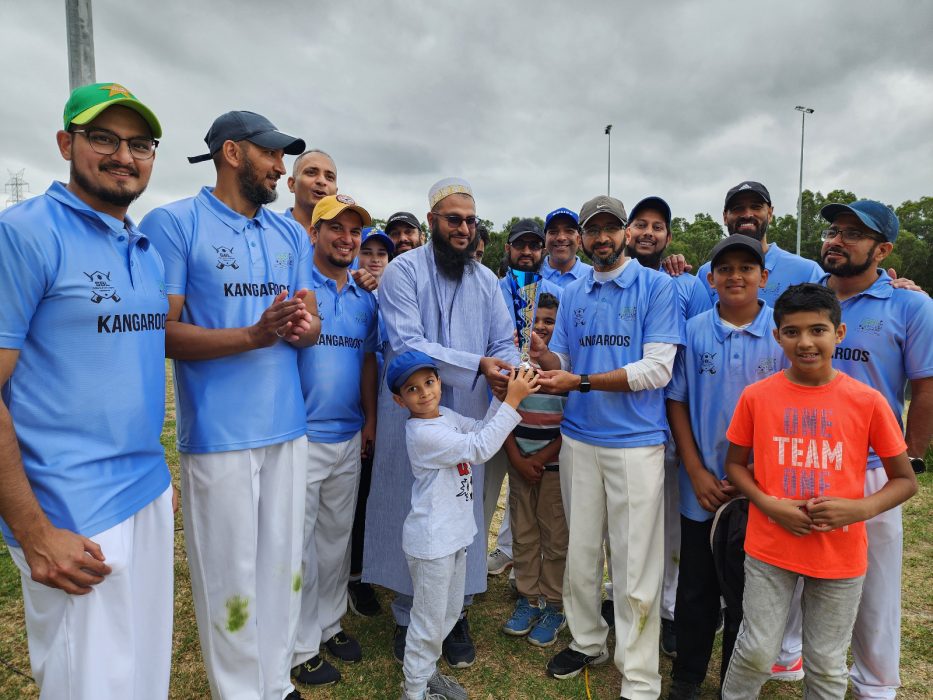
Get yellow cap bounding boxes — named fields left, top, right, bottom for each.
left=311, top=194, right=372, bottom=228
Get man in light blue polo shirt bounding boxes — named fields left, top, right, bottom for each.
left=817, top=200, right=933, bottom=699
left=0, top=82, right=173, bottom=700
left=291, top=194, right=379, bottom=687
left=140, top=110, right=319, bottom=700
left=534, top=195, right=682, bottom=697
left=694, top=182, right=823, bottom=307
left=540, top=207, right=593, bottom=288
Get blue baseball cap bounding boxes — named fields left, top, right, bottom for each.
left=361, top=227, right=395, bottom=256
left=628, top=196, right=672, bottom=230
left=387, top=350, right=438, bottom=394
left=820, top=200, right=899, bottom=243
left=544, top=208, right=579, bottom=231
left=188, top=110, right=305, bottom=163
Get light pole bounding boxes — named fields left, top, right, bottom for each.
left=605, top=124, right=612, bottom=196
left=795, top=106, right=814, bottom=256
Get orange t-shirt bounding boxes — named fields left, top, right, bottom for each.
left=726, top=371, right=907, bottom=578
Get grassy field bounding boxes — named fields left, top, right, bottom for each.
left=0, top=369, right=930, bottom=699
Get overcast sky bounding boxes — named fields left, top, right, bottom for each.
left=3, top=0, right=932, bottom=228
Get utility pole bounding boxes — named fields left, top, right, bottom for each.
left=795, top=106, right=814, bottom=256
left=605, top=124, right=612, bottom=196
left=66, top=0, right=96, bottom=90
left=5, top=170, right=30, bottom=207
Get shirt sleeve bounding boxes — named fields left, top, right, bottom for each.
left=903, top=293, right=933, bottom=380
left=410, top=403, right=522, bottom=468
left=362, top=298, right=378, bottom=353
left=548, top=292, right=571, bottom=356
left=725, top=387, right=754, bottom=447
left=139, top=207, right=189, bottom=295
left=294, top=230, right=314, bottom=291
left=665, top=346, right=689, bottom=402
left=625, top=342, right=678, bottom=391
left=0, top=221, right=53, bottom=349
left=867, top=390, right=909, bottom=458
left=644, top=275, right=684, bottom=345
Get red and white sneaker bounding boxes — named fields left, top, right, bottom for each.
left=770, top=656, right=804, bottom=681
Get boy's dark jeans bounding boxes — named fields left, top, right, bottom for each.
left=672, top=515, right=742, bottom=687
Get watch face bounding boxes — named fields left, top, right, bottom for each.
left=910, top=457, right=926, bottom=474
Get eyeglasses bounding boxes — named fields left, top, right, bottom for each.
left=820, top=228, right=884, bottom=244
left=509, top=239, right=544, bottom=251
left=582, top=223, right=624, bottom=237
left=72, top=128, right=159, bottom=160
left=437, top=214, right=479, bottom=229
left=628, top=220, right=668, bottom=233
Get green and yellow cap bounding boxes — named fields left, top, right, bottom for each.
left=63, top=82, right=162, bottom=138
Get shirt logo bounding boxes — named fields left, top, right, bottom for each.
left=857, top=318, right=884, bottom=335
left=699, top=352, right=717, bottom=374
left=618, top=305, right=637, bottom=322
left=317, top=298, right=326, bottom=322
left=213, top=245, right=240, bottom=270
left=757, top=357, right=777, bottom=375
left=274, top=252, right=294, bottom=269
left=354, top=311, right=369, bottom=326
left=84, top=271, right=120, bottom=304
left=158, top=280, right=167, bottom=299
left=455, top=462, right=473, bottom=502
left=573, top=308, right=586, bottom=327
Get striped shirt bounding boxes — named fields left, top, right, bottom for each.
left=513, top=392, right=567, bottom=468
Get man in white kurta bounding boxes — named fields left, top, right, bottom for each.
left=363, top=178, right=518, bottom=668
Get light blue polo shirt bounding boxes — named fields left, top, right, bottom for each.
left=540, top=256, right=593, bottom=288
left=549, top=260, right=683, bottom=447
left=498, top=274, right=564, bottom=323
left=666, top=302, right=787, bottom=521
left=820, top=270, right=933, bottom=468
left=697, top=241, right=822, bottom=307
left=0, top=182, right=170, bottom=545
left=141, top=186, right=313, bottom=453
left=667, top=270, right=713, bottom=321
left=299, top=263, right=378, bottom=443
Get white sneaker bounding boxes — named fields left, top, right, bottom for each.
left=486, top=547, right=513, bottom=575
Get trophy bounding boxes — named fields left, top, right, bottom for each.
left=508, top=268, right=542, bottom=370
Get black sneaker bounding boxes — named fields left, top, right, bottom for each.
left=601, top=598, right=615, bottom=628
left=348, top=580, right=382, bottom=617
left=442, top=614, right=476, bottom=668
left=547, top=645, right=610, bottom=680
left=285, top=689, right=303, bottom=700
left=324, top=630, right=362, bottom=662
left=292, top=655, right=340, bottom=686
left=661, top=618, right=677, bottom=658
left=393, top=624, right=407, bottom=664
left=667, top=679, right=700, bottom=700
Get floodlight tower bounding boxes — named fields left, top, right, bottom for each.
left=795, top=105, right=815, bottom=256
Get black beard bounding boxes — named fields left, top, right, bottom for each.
left=71, top=161, right=145, bottom=208
left=727, top=218, right=768, bottom=241
left=431, top=222, right=478, bottom=280
left=819, top=245, right=878, bottom=278
left=239, top=155, right=278, bottom=206
left=508, top=255, right=542, bottom=273
left=624, top=244, right=663, bottom=270
left=325, top=253, right=353, bottom=270
left=583, top=238, right=625, bottom=268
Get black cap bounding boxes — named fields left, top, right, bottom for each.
left=385, top=211, right=421, bottom=232
left=507, top=218, right=545, bottom=244
left=709, top=234, right=765, bottom=267
left=188, top=110, right=305, bottom=164
left=724, top=181, right=771, bottom=209
left=628, top=196, right=672, bottom=230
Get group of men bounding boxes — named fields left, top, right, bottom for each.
left=0, top=80, right=930, bottom=700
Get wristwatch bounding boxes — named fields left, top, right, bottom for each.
left=908, top=456, right=926, bottom=474
left=578, top=374, right=591, bottom=393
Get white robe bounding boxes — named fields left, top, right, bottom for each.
left=363, top=245, right=518, bottom=595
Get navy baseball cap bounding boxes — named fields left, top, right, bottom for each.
left=188, top=110, right=305, bottom=163
left=820, top=200, right=899, bottom=243
left=508, top=218, right=545, bottom=244
left=628, top=196, right=672, bottom=230
left=385, top=211, right=421, bottom=233
left=724, top=181, right=771, bottom=209
left=544, top=207, right=579, bottom=231
left=361, top=227, right=396, bottom=256
left=709, top=234, right=765, bottom=268
left=387, top=351, right=438, bottom=394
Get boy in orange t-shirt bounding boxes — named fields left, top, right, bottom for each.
left=721, top=283, right=917, bottom=700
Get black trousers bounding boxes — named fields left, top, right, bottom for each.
left=672, top=515, right=742, bottom=687
left=350, top=453, right=374, bottom=576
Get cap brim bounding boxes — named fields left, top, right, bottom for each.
left=363, top=232, right=396, bottom=256
left=711, top=241, right=764, bottom=266
left=70, top=99, right=162, bottom=139
left=392, top=363, right=437, bottom=392
left=629, top=197, right=671, bottom=226
left=819, top=203, right=882, bottom=235
left=248, top=130, right=306, bottom=155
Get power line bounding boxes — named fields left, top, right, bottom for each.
left=4, top=169, right=29, bottom=207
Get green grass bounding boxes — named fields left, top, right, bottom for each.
left=0, top=368, right=930, bottom=698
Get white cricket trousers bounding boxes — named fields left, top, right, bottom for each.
left=182, top=437, right=307, bottom=700
left=9, top=485, right=173, bottom=700
left=292, top=433, right=362, bottom=666
left=561, top=435, right=665, bottom=700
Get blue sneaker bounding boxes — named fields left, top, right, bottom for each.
left=502, top=596, right=541, bottom=636
left=527, top=604, right=566, bottom=647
